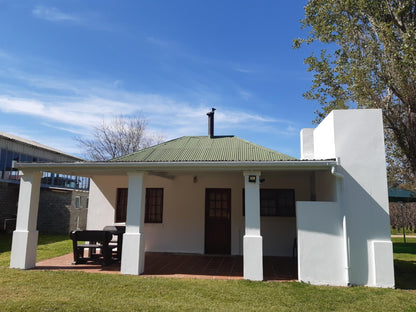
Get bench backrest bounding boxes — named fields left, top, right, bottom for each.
left=103, top=225, right=126, bottom=233
left=70, top=230, right=113, bottom=243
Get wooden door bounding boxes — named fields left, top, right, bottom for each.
left=205, top=188, right=231, bottom=254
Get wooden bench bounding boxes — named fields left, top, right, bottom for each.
left=70, top=230, right=117, bottom=265
left=103, top=225, right=125, bottom=261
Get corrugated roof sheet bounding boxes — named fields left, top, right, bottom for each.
left=0, top=130, right=82, bottom=161
left=112, top=136, right=297, bottom=162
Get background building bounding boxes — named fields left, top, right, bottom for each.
left=0, top=131, right=89, bottom=234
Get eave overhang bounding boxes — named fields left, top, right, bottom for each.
left=16, top=159, right=338, bottom=176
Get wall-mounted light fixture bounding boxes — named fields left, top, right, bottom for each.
left=248, top=175, right=256, bottom=183
left=193, top=176, right=198, bottom=183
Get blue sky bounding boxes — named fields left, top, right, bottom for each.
left=0, top=0, right=321, bottom=158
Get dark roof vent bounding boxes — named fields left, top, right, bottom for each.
left=207, top=108, right=216, bottom=138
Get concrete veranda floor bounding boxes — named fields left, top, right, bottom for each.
left=35, top=252, right=298, bottom=281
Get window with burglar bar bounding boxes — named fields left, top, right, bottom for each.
left=116, top=187, right=164, bottom=223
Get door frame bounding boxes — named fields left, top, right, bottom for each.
left=204, top=188, right=231, bottom=254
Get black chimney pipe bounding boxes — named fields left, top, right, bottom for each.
left=207, top=108, right=216, bottom=138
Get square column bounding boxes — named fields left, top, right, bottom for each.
left=121, top=172, right=146, bottom=275
left=10, top=170, right=42, bottom=269
left=243, top=171, right=263, bottom=281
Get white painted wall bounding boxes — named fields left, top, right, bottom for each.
left=300, top=128, right=315, bottom=160
left=313, top=113, right=336, bottom=160
left=300, top=109, right=394, bottom=288
left=87, top=176, right=127, bottom=230
left=315, top=171, right=337, bottom=202
left=87, top=171, right=316, bottom=257
left=296, top=201, right=346, bottom=286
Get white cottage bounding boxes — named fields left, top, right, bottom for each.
left=10, top=109, right=394, bottom=287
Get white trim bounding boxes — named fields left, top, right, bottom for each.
left=15, top=160, right=337, bottom=176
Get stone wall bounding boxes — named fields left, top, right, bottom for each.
left=0, top=181, right=88, bottom=234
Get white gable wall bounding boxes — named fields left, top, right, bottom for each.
left=331, top=109, right=393, bottom=287
left=299, top=109, right=394, bottom=288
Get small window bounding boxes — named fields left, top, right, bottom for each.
left=74, top=196, right=81, bottom=209
left=115, top=187, right=164, bottom=223
left=242, top=189, right=295, bottom=217
left=116, top=188, right=128, bottom=223
left=145, top=188, right=163, bottom=223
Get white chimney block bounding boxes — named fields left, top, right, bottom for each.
left=300, top=128, right=315, bottom=160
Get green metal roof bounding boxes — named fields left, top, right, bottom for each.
left=112, top=136, right=297, bottom=162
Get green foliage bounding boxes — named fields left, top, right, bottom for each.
left=295, top=0, right=416, bottom=178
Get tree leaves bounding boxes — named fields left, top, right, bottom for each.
left=295, top=0, right=416, bottom=180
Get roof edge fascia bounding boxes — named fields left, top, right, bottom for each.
left=16, top=160, right=337, bottom=172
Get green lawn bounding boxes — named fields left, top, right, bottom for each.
left=391, top=227, right=416, bottom=235
left=392, top=237, right=416, bottom=290
left=0, top=233, right=72, bottom=267
left=0, top=234, right=416, bottom=311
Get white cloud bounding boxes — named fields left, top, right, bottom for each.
left=0, top=89, right=297, bottom=143
left=0, top=59, right=299, bottom=148
left=146, top=36, right=170, bottom=47
left=0, top=49, right=16, bottom=62
left=0, top=124, right=81, bottom=156
left=237, top=89, right=252, bottom=101
left=113, top=80, right=123, bottom=88
left=232, top=66, right=254, bottom=74
left=31, top=5, right=114, bottom=32
left=32, top=6, right=80, bottom=23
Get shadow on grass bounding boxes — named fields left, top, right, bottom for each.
left=395, top=259, right=416, bottom=290
left=0, top=233, right=12, bottom=253
left=393, top=240, right=416, bottom=289
left=393, top=242, right=416, bottom=255
left=0, top=233, right=69, bottom=253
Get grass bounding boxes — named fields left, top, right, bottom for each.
left=0, top=234, right=416, bottom=311
left=391, top=227, right=416, bottom=235
left=392, top=237, right=416, bottom=290
left=0, top=233, right=72, bottom=267
left=2, top=269, right=416, bottom=312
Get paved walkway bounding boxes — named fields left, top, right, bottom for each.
left=391, top=234, right=416, bottom=238
left=35, top=252, right=298, bottom=281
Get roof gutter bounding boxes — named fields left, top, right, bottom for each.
left=16, top=160, right=337, bottom=173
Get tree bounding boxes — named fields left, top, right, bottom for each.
left=294, top=0, right=416, bottom=180
left=76, top=116, right=164, bottom=161
left=385, top=128, right=415, bottom=188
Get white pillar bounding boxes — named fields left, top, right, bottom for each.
left=10, top=170, right=42, bottom=269
left=243, top=171, right=263, bottom=281
left=121, top=172, right=146, bottom=275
